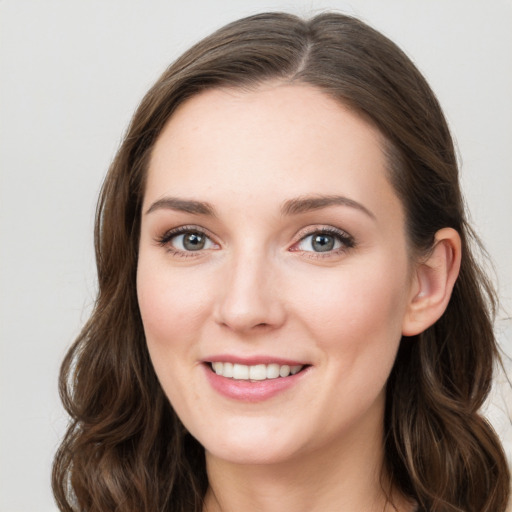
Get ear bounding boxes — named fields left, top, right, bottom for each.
left=402, top=228, right=462, bottom=336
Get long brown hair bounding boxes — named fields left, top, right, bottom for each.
left=53, top=12, right=510, bottom=512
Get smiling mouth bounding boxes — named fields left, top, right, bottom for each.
left=208, top=362, right=306, bottom=381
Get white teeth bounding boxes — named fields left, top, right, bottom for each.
left=232, top=364, right=249, bottom=380
left=290, top=365, right=302, bottom=375
left=210, top=362, right=304, bottom=380
left=223, top=362, right=233, bottom=378
left=249, top=364, right=267, bottom=381
left=279, top=364, right=291, bottom=377
left=266, top=363, right=280, bottom=379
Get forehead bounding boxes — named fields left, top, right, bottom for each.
left=145, top=83, right=400, bottom=220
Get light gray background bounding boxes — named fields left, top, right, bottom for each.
left=1, top=1, right=511, bottom=511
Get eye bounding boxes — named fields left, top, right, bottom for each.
left=157, top=227, right=218, bottom=253
left=172, top=231, right=214, bottom=251
left=294, top=228, right=355, bottom=254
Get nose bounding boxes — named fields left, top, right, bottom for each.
left=214, top=250, right=286, bottom=334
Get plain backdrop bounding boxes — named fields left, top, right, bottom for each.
left=1, top=1, right=511, bottom=510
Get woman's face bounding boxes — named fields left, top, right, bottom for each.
left=137, top=84, right=417, bottom=465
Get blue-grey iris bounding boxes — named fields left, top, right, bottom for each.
left=183, top=232, right=206, bottom=250
left=312, top=234, right=335, bottom=252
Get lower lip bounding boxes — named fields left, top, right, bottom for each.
left=203, top=364, right=309, bottom=402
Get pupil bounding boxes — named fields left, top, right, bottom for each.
left=312, top=234, right=334, bottom=252
left=183, top=232, right=205, bottom=251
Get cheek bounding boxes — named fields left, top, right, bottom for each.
left=136, top=261, right=217, bottom=421
left=298, top=263, right=409, bottom=414
left=136, top=261, right=214, bottom=357
left=291, top=257, right=410, bottom=360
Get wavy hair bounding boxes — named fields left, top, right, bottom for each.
left=53, top=12, right=510, bottom=512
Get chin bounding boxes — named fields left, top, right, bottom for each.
left=195, top=421, right=306, bottom=466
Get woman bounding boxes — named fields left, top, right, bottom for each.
left=52, top=12, right=510, bottom=512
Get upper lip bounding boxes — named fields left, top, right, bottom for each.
left=203, top=354, right=309, bottom=366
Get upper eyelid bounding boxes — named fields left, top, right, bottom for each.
left=293, top=224, right=353, bottom=241
left=157, top=225, right=216, bottom=243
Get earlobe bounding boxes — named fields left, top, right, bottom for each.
left=402, top=228, right=462, bottom=336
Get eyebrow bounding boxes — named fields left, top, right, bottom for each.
left=281, top=194, right=376, bottom=220
left=145, top=197, right=217, bottom=216
left=145, top=194, right=375, bottom=220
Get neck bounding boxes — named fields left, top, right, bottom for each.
left=202, top=412, right=410, bottom=512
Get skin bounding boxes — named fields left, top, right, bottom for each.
left=136, top=83, right=452, bottom=512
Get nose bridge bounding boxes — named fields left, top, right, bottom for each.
left=215, top=242, right=284, bottom=332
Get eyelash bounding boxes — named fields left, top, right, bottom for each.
left=155, top=225, right=355, bottom=259
left=291, top=226, right=355, bottom=258
left=156, top=225, right=217, bottom=258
